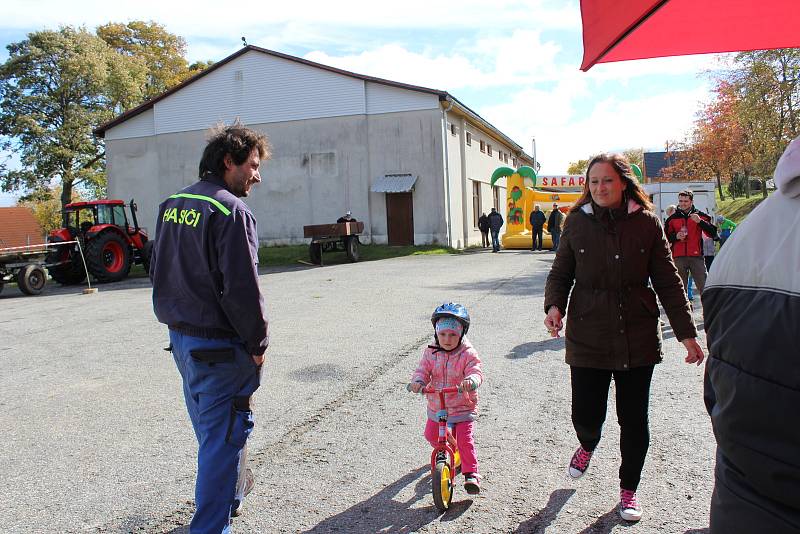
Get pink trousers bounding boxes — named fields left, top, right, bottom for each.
left=424, top=419, right=479, bottom=474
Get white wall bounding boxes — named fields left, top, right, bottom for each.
left=105, top=51, right=440, bottom=141
left=107, top=109, right=447, bottom=246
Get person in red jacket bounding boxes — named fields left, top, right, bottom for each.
left=664, top=190, right=717, bottom=296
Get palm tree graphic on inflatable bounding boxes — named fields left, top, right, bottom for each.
left=490, top=165, right=537, bottom=236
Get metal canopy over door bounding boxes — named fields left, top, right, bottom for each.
left=386, top=192, right=414, bottom=246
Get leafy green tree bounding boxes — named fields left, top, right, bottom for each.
left=567, top=159, right=589, bottom=175
left=0, top=27, right=146, bottom=210
left=621, top=148, right=643, bottom=170
left=730, top=49, right=800, bottom=198
left=18, top=185, right=83, bottom=234
left=97, top=21, right=212, bottom=99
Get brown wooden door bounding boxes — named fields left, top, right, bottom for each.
left=386, top=192, right=414, bottom=246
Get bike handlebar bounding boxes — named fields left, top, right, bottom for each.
left=421, top=385, right=461, bottom=394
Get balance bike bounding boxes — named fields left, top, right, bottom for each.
left=422, top=385, right=462, bottom=512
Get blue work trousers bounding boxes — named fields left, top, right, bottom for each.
left=170, top=331, right=262, bottom=534
left=550, top=230, right=561, bottom=251
left=491, top=230, right=501, bottom=252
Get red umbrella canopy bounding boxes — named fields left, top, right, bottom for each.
left=580, top=0, right=800, bottom=71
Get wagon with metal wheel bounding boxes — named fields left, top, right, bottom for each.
left=302, top=221, right=364, bottom=265
left=0, top=245, right=51, bottom=296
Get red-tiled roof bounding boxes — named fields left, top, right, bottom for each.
left=0, top=207, right=45, bottom=249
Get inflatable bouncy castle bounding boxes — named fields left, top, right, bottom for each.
left=489, top=166, right=581, bottom=250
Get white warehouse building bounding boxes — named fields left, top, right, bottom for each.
left=95, top=46, right=533, bottom=248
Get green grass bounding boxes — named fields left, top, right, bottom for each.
left=716, top=189, right=771, bottom=223
left=258, top=243, right=460, bottom=266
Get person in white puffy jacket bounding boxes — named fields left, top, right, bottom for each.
left=703, top=136, right=800, bottom=534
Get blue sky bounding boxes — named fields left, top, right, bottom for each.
left=1, top=0, right=726, bottom=207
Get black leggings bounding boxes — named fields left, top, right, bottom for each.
left=570, top=365, right=655, bottom=491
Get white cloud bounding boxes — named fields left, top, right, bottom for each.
left=481, top=84, right=712, bottom=174
left=303, top=30, right=573, bottom=90
left=2, top=0, right=579, bottom=36
left=3, top=0, right=722, bottom=179
left=584, top=53, right=728, bottom=83
left=0, top=191, right=18, bottom=207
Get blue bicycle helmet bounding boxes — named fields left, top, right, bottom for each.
left=431, top=302, right=470, bottom=336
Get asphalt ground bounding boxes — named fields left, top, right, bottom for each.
left=0, top=249, right=714, bottom=533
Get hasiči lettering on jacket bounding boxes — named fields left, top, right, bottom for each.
left=162, top=207, right=202, bottom=227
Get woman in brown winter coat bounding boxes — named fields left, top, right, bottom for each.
left=543, top=153, right=705, bottom=523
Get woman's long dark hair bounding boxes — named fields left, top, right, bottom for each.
left=570, top=153, right=654, bottom=213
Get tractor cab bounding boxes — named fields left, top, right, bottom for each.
left=47, top=199, right=152, bottom=285
left=61, top=200, right=132, bottom=239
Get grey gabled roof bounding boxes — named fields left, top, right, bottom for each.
left=93, top=46, right=531, bottom=159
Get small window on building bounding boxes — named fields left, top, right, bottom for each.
left=480, top=140, right=485, bottom=153
left=466, top=132, right=472, bottom=146
left=505, top=153, right=509, bottom=163
left=493, top=186, right=500, bottom=211
left=487, top=144, right=493, bottom=156
left=450, top=123, right=456, bottom=136
left=512, top=156, right=518, bottom=167
left=472, top=181, right=481, bottom=229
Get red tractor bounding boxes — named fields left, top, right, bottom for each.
left=47, top=199, right=153, bottom=284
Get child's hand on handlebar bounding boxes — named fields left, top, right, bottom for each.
left=406, top=381, right=424, bottom=393
left=460, top=377, right=477, bottom=392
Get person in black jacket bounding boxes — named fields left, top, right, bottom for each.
left=703, top=136, right=800, bottom=534
left=529, top=204, right=546, bottom=251
left=547, top=203, right=564, bottom=251
left=150, top=122, right=271, bottom=531
left=477, top=213, right=490, bottom=248
left=487, top=208, right=504, bottom=252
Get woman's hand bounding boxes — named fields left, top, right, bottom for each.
left=544, top=306, right=564, bottom=338
left=681, top=338, right=705, bottom=365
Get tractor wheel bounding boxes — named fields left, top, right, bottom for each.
left=46, top=243, right=87, bottom=285
left=141, top=240, right=154, bottom=274
left=17, top=264, right=47, bottom=296
left=86, top=232, right=131, bottom=283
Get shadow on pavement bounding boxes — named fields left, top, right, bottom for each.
left=514, top=488, right=575, bottom=533
left=506, top=337, right=565, bottom=359
left=576, top=505, right=633, bottom=533
left=303, top=465, right=452, bottom=533
left=435, top=271, right=550, bottom=297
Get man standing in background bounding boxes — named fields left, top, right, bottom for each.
left=665, top=190, right=717, bottom=296
left=529, top=204, right=546, bottom=251
left=547, top=203, right=564, bottom=251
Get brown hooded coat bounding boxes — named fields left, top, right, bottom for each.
left=544, top=200, right=696, bottom=370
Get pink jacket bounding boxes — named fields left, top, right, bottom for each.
left=410, top=338, right=483, bottom=423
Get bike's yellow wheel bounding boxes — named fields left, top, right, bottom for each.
left=432, top=461, right=453, bottom=512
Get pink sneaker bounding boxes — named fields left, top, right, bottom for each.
left=567, top=446, right=594, bottom=479
left=619, top=488, right=642, bottom=522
